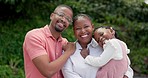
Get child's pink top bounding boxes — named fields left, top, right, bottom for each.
left=96, top=39, right=128, bottom=78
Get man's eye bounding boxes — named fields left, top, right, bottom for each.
left=66, top=17, right=70, bottom=22
left=76, top=28, right=81, bottom=30
left=58, top=13, right=64, bottom=16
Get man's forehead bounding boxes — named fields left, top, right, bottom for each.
left=55, top=7, right=70, bottom=12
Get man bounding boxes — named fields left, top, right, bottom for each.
left=23, top=5, right=75, bottom=78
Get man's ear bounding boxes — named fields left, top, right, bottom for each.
left=50, top=13, right=54, bottom=20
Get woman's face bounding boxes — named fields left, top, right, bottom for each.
left=94, top=28, right=113, bottom=47
left=73, top=17, right=94, bottom=45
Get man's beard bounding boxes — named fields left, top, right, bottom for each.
left=55, top=25, right=64, bottom=32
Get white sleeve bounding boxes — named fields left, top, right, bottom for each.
left=120, top=40, right=130, bottom=54
left=125, top=55, right=134, bottom=78
left=62, top=58, right=82, bottom=78
left=85, top=40, right=116, bottom=67
left=121, top=40, right=134, bottom=78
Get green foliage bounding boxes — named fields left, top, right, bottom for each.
left=0, top=0, right=148, bottom=77
left=0, top=16, right=49, bottom=77
left=130, top=48, right=148, bottom=74
left=0, top=65, right=24, bottom=78
left=62, top=26, right=76, bottom=42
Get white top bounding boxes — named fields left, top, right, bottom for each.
left=85, top=39, right=130, bottom=67
left=62, top=38, right=133, bottom=78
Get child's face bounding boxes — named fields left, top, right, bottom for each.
left=94, top=28, right=114, bottom=47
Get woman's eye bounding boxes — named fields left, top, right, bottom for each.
left=84, top=25, right=89, bottom=28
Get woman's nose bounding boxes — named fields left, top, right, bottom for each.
left=81, top=28, right=86, bottom=33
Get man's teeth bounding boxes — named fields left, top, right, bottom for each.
left=81, top=34, right=88, bottom=37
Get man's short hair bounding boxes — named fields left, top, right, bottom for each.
left=55, top=4, right=73, bottom=13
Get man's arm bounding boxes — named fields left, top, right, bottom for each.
left=32, top=42, right=75, bottom=78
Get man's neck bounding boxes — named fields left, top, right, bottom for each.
left=48, top=25, right=61, bottom=40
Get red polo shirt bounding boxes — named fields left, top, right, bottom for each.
left=23, top=25, right=67, bottom=78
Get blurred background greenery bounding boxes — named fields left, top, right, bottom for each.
left=0, top=0, right=148, bottom=78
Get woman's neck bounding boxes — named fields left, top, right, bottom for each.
left=78, top=41, right=91, bottom=49
left=80, top=44, right=87, bottom=49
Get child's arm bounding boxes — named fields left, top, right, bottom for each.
left=124, top=53, right=134, bottom=78
left=84, top=39, right=122, bottom=67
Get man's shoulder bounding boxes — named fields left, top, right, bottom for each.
left=27, top=27, right=42, bottom=34
left=61, top=37, right=68, bottom=44
left=25, top=27, right=45, bottom=40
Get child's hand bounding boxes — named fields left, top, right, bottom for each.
left=123, top=75, right=128, bottom=78
left=80, top=48, right=90, bottom=58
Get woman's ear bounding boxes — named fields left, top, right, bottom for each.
left=92, top=24, right=95, bottom=31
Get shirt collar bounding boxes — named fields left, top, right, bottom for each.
left=44, top=25, right=62, bottom=42
left=75, top=38, right=98, bottom=49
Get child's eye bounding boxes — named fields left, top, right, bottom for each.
left=99, top=32, right=104, bottom=36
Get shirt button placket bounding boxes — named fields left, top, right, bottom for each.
left=56, top=52, right=58, bottom=58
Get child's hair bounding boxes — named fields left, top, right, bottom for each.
left=94, top=26, right=110, bottom=31
left=73, top=14, right=92, bottom=26
left=93, top=26, right=119, bottom=39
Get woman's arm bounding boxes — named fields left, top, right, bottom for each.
left=62, top=58, right=82, bottom=78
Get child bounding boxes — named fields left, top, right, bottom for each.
left=85, top=26, right=130, bottom=78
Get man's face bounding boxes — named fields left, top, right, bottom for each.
left=50, top=7, right=73, bottom=32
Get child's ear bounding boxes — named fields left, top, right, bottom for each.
left=110, top=27, right=115, bottom=35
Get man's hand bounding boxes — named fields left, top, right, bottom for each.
left=63, top=42, right=76, bottom=55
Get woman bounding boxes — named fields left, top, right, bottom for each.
left=62, top=14, right=133, bottom=78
